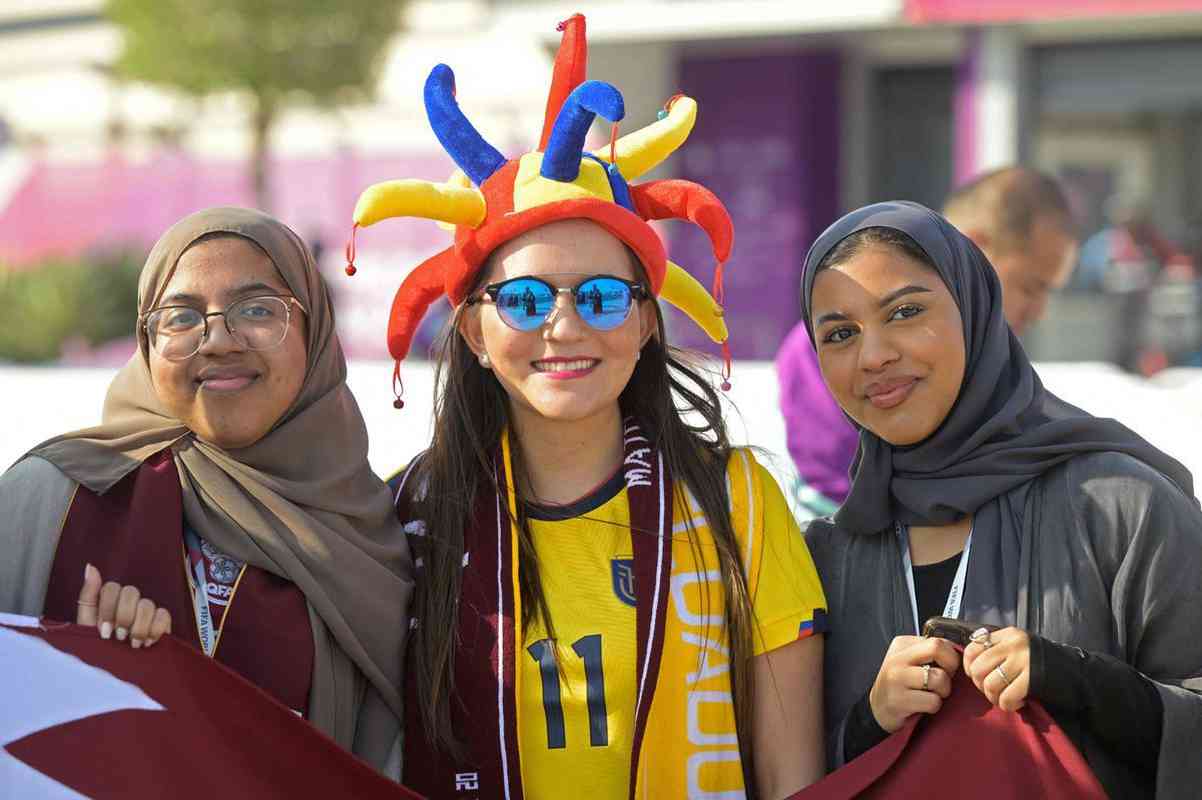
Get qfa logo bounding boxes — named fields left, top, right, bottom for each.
left=611, top=558, right=636, bottom=607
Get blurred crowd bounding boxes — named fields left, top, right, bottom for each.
left=1069, top=193, right=1202, bottom=373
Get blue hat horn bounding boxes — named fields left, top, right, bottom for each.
left=423, top=64, right=507, bottom=186
left=540, top=81, right=625, bottom=183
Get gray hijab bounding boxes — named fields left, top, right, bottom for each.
left=799, top=201, right=1194, bottom=535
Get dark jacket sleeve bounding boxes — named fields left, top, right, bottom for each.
left=1028, top=634, right=1162, bottom=772
left=1051, top=453, right=1202, bottom=798
left=842, top=690, right=891, bottom=762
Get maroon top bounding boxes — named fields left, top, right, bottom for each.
left=42, top=448, right=314, bottom=716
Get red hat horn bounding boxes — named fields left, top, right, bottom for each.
left=539, top=15, right=588, bottom=151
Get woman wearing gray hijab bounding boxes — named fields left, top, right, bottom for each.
left=800, top=201, right=1202, bottom=798
left=0, top=207, right=413, bottom=777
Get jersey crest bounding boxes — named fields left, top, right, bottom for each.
left=610, top=558, right=636, bottom=607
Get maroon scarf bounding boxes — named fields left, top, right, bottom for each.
left=398, top=421, right=674, bottom=799
left=42, top=448, right=314, bottom=715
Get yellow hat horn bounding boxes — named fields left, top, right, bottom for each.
left=658, top=260, right=727, bottom=344
left=591, top=95, right=697, bottom=181
left=353, top=178, right=487, bottom=229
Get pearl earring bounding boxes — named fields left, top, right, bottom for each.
left=479, top=353, right=491, bottom=368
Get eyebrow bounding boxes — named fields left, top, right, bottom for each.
left=159, top=281, right=284, bottom=306
left=814, top=284, right=934, bottom=327
left=877, top=284, right=933, bottom=307
left=815, top=310, right=850, bottom=326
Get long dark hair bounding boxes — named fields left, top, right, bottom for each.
left=406, top=250, right=759, bottom=784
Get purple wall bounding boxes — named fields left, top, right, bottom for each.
left=0, top=148, right=452, bottom=266
left=953, top=29, right=982, bottom=187
left=0, top=148, right=462, bottom=360
left=672, top=50, right=842, bottom=360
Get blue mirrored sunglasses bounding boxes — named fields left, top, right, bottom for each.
left=466, top=275, right=648, bottom=332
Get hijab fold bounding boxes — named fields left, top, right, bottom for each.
left=799, top=201, right=1194, bottom=535
left=29, top=207, right=413, bottom=755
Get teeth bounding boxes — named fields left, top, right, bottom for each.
left=534, top=359, right=596, bottom=372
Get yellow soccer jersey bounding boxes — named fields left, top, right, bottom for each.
left=517, top=449, right=827, bottom=799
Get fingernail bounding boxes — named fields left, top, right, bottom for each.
left=100, top=622, right=112, bottom=639
left=131, top=638, right=143, bottom=649
left=115, top=627, right=128, bottom=641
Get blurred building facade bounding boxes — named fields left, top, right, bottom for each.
left=4, top=0, right=1202, bottom=361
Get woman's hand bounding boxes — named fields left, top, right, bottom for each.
left=963, top=626, right=1030, bottom=712
left=868, top=635, right=961, bottom=732
left=76, top=563, right=172, bottom=649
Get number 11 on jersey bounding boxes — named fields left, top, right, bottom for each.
left=527, top=634, right=609, bottom=749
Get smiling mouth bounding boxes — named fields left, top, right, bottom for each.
left=197, top=374, right=259, bottom=393
left=532, top=358, right=599, bottom=378
left=866, top=378, right=918, bottom=409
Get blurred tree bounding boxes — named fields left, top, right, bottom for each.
left=0, top=251, right=141, bottom=363
left=106, top=0, right=406, bottom=211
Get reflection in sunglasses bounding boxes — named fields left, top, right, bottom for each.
left=472, top=275, right=647, bottom=333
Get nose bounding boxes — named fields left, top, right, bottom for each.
left=542, top=292, right=588, bottom=341
left=857, top=327, right=900, bottom=372
left=196, top=313, right=246, bottom=356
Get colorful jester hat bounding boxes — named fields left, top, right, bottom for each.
left=345, top=13, right=734, bottom=408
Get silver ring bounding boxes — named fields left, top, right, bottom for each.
left=922, top=663, right=932, bottom=691
left=993, top=664, right=1012, bottom=685
left=970, top=627, right=994, bottom=649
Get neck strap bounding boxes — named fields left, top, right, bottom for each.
left=896, top=522, right=973, bottom=635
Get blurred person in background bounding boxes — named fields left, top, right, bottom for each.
left=776, top=166, right=1078, bottom=520
left=1075, top=193, right=1193, bottom=293
left=775, top=325, right=858, bottom=519
left=941, top=167, right=1079, bottom=337
left=1075, top=194, right=1198, bottom=374
left=0, top=208, right=413, bottom=778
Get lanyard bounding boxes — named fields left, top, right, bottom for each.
left=896, top=522, right=973, bottom=635
left=184, top=530, right=245, bottom=658
left=190, top=556, right=217, bottom=656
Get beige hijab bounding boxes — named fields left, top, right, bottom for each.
left=31, top=207, right=412, bottom=760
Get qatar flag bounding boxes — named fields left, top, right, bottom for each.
left=0, top=614, right=423, bottom=799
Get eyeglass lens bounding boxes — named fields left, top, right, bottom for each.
left=493, top=277, right=634, bottom=332
left=146, top=296, right=293, bottom=360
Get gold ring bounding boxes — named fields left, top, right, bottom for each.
left=922, top=663, right=932, bottom=691
left=76, top=601, right=98, bottom=607
left=993, top=664, right=1012, bottom=685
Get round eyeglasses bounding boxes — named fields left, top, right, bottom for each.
left=466, top=275, right=648, bottom=332
left=142, top=295, right=306, bottom=362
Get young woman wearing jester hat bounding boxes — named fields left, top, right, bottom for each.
left=344, top=15, right=827, bottom=800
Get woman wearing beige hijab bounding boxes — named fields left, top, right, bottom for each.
left=0, top=207, right=413, bottom=777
